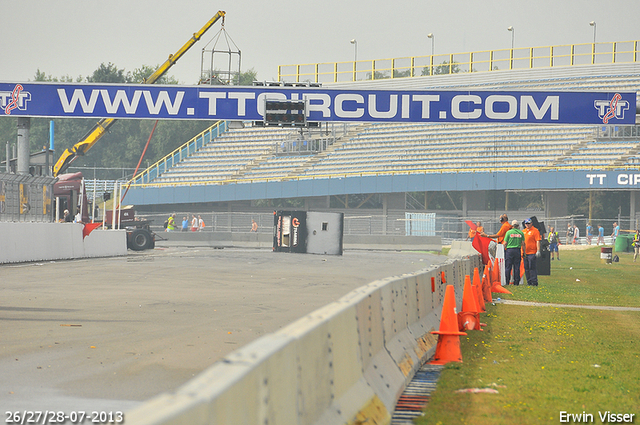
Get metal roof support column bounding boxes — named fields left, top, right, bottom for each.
left=16, top=117, right=30, bottom=175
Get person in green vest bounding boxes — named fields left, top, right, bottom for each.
left=504, top=220, right=525, bottom=285
left=166, top=213, right=177, bottom=232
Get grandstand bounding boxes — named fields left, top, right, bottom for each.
left=126, top=49, right=640, bottom=231
left=136, top=119, right=638, bottom=184
left=131, top=63, right=640, bottom=184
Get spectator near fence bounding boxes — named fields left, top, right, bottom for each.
left=191, top=215, right=198, bottom=232
left=198, top=215, right=205, bottom=231
left=181, top=216, right=189, bottom=232
left=466, top=221, right=484, bottom=241
left=586, top=223, right=593, bottom=245
left=166, top=213, right=177, bottom=232
left=547, top=226, right=560, bottom=260
left=597, top=224, right=605, bottom=245
left=572, top=224, right=580, bottom=245
left=566, top=223, right=574, bottom=245
left=611, top=222, right=620, bottom=244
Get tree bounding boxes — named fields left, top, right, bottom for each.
left=202, top=67, right=259, bottom=85
left=87, top=63, right=130, bottom=84
left=433, top=60, right=461, bottom=75
left=130, top=65, right=179, bottom=85
left=33, top=69, right=77, bottom=82
left=568, top=191, right=629, bottom=220
left=421, top=60, right=461, bottom=76
left=238, top=68, right=258, bottom=86
left=366, top=71, right=390, bottom=80
left=393, top=69, right=411, bottom=78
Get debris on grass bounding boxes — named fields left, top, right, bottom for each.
left=455, top=388, right=500, bottom=394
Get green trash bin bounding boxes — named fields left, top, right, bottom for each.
left=614, top=235, right=630, bottom=253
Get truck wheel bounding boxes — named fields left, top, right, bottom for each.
left=129, top=229, right=152, bottom=251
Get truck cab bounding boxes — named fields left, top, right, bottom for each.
left=53, top=172, right=90, bottom=222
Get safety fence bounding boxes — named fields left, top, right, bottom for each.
left=0, top=173, right=56, bottom=223
left=143, top=210, right=639, bottom=245
left=142, top=211, right=460, bottom=240
left=278, top=40, right=640, bottom=83
left=126, top=249, right=481, bottom=425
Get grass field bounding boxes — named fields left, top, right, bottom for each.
left=417, top=246, right=640, bottom=425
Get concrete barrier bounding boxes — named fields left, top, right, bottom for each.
left=0, top=222, right=127, bottom=264
left=126, top=253, right=482, bottom=425
left=448, top=240, right=480, bottom=258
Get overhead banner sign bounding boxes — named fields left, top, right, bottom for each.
left=0, top=82, right=636, bottom=125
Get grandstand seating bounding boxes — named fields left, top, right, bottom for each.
left=297, top=123, right=599, bottom=176
left=153, top=127, right=299, bottom=183
left=143, top=63, right=640, bottom=185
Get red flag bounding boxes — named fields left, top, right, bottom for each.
left=82, top=222, right=102, bottom=239
left=465, top=220, right=477, bottom=231
left=472, top=235, right=492, bottom=265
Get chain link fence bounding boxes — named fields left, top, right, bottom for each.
left=137, top=210, right=639, bottom=245
left=0, top=173, right=56, bottom=222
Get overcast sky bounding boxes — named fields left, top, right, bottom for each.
left=2, top=0, right=639, bottom=85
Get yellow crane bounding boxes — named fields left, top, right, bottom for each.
left=53, top=10, right=226, bottom=177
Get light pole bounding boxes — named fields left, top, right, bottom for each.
left=350, top=39, right=358, bottom=62
left=507, top=26, right=514, bottom=50
left=427, top=33, right=434, bottom=75
left=350, top=39, right=357, bottom=81
left=589, top=21, right=596, bottom=64
left=507, top=26, right=515, bottom=69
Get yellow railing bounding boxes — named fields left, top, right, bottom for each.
left=128, top=121, right=226, bottom=185
left=278, top=40, right=639, bottom=83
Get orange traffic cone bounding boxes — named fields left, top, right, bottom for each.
left=458, top=275, right=480, bottom=331
left=491, top=274, right=512, bottom=295
left=431, top=285, right=467, bottom=365
left=473, top=269, right=486, bottom=313
left=493, top=258, right=502, bottom=286
left=482, top=272, right=493, bottom=302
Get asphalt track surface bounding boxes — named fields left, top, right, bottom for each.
left=1, top=247, right=444, bottom=414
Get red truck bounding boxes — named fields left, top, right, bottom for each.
left=53, top=172, right=155, bottom=250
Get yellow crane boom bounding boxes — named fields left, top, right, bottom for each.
left=53, top=10, right=226, bottom=177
